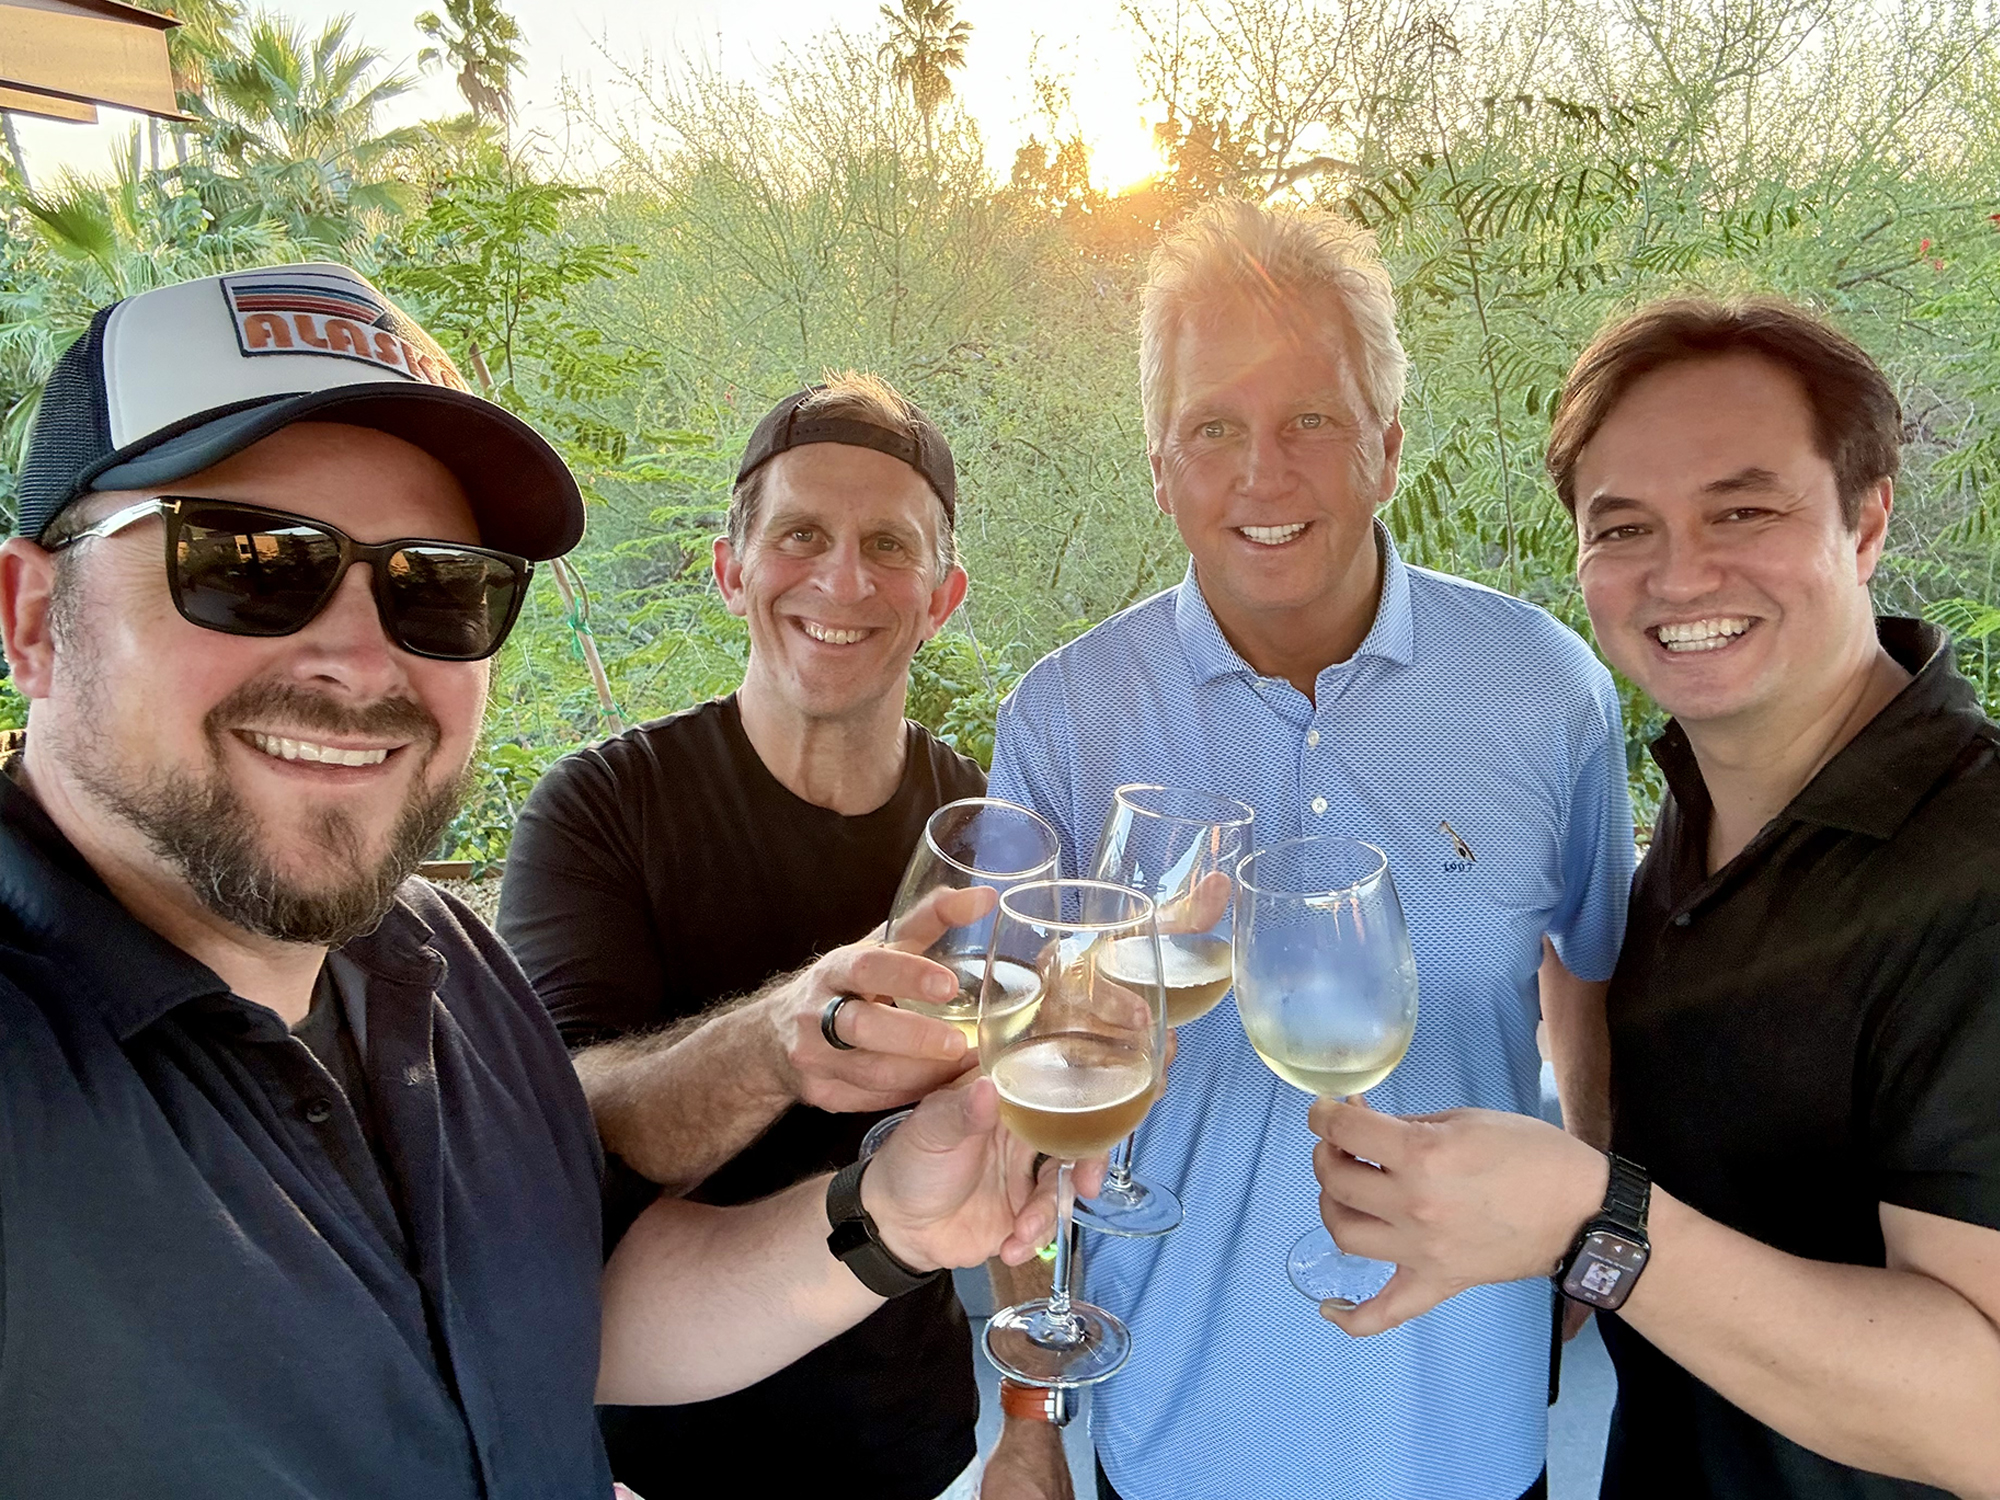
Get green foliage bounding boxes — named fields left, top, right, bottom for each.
left=416, top=0, right=524, bottom=126
left=4, top=0, right=1996, bottom=861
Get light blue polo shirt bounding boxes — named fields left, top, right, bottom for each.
left=988, top=526, right=1634, bottom=1500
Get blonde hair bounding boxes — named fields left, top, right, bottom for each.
left=1139, top=199, right=1409, bottom=447
left=727, top=369, right=958, bottom=577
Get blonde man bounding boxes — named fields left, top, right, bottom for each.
left=987, top=199, right=1636, bottom=1499
left=499, top=376, right=1071, bottom=1500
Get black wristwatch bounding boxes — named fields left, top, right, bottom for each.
left=825, top=1158, right=947, bottom=1299
left=1556, top=1153, right=1652, bottom=1311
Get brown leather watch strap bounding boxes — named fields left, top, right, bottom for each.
left=999, top=1377, right=1073, bottom=1426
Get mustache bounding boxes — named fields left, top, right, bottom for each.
left=203, top=678, right=442, bottom=748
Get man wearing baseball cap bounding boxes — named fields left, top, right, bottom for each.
left=0, top=269, right=1076, bottom=1499
left=499, top=373, right=1077, bottom=1499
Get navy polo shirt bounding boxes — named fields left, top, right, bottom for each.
left=0, top=771, right=611, bottom=1499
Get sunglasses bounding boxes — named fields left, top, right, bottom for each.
left=50, top=497, right=534, bottom=662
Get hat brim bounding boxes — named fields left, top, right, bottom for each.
left=86, top=384, right=584, bottom=561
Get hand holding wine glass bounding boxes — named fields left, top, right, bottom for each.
left=885, top=798, right=1063, bottom=1042
left=1233, top=835, right=1420, bottom=1307
left=859, top=798, right=1062, bottom=1159
left=981, top=879, right=1168, bottom=1387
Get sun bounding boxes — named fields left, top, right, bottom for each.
left=1086, top=122, right=1171, bottom=197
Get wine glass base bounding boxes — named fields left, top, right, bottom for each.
left=1287, top=1228, right=1395, bottom=1307
left=858, top=1109, right=912, bottom=1161
left=983, top=1298, right=1132, bottom=1388
left=1073, top=1177, right=1183, bottom=1238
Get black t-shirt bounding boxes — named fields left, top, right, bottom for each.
left=1601, top=620, right=2000, bottom=1500
left=498, top=694, right=987, bottom=1500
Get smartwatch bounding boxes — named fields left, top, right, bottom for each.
left=825, top=1158, right=947, bottom=1299
left=1556, top=1153, right=1652, bottom=1312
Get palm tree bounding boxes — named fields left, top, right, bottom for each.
left=415, top=0, right=524, bottom=127
left=158, top=0, right=246, bottom=171
left=878, top=0, right=972, bottom=157
left=188, top=14, right=421, bottom=245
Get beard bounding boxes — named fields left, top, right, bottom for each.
left=65, top=673, right=471, bottom=947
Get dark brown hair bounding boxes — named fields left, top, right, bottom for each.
left=1546, top=297, right=1902, bottom=529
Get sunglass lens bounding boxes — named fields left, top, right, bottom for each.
left=385, top=547, right=525, bottom=659
left=174, top=509, right=344, bottom=635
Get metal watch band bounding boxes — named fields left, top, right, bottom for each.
left=824, top=1158, right=945, bottom=1299
left=1000, top=1377, right=1074, bottom=1427
left=1555, top=1152, right=1653, bottom=1292
left=1597, top=1153, right=1652, bottom=1237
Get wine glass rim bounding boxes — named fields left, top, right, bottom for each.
left=922, top=796, right=1064, bottom=879
left=1110, top=783, right=1256, bottom=829
left=1235, top=835, right=1389, bottom=897
left=999, top=877, right=1157, bottom=932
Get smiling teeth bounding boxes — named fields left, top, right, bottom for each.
left=802, top=622, right=868, bottom=644
left=249, top=732, right=389, bottom=767
left=1240, top=523, right=1307, bottom=546
left=1655, top=617, right=1753, bottom=653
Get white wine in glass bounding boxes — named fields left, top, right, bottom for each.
left=1233, top=835, right=1419, bottom=1307
left=859, top=798, right=1062, bottom=1161
left=1075, top=783, right=1254, bottom=1238
left=886, top=798, right=1062, bottom=1041
left=981, top=879, right=1166, bottom=1389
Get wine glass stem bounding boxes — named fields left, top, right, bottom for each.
left=1048, top=1159, right=1078, bottom=1322
left=1105, top=1131, right=1137, bottom=1193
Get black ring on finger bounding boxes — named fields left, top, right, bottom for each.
left=820, top=993, right=860, bottom=1051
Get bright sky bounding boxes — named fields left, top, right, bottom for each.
left=15, top=0, right=1166, bottom=192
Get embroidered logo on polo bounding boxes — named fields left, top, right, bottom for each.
left=219, top=269, right=470, bottom=392
left=1439, top=819, right=1476, bottom=870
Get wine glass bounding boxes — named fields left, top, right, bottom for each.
left=858, top=797, right=1062, bottom=1160
left=1232, top=836, right=1419, bottom=1307
left=981, top=879, right=1167, bottom=1387
left=1073, top=783, right=1254, bottom=1238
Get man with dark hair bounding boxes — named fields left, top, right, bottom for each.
left=499, top=375, right=1073, bottom=1500
left=0, top=272, right=1072, bottom=1500
left=1311, top=296, right=2000, bottom=1498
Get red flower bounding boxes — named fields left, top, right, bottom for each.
left=1934, top=258, right=1946, bottom=272
left=1920, top=237, right=1932, bottom=253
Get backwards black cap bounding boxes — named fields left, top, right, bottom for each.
left=735, top=386, right=956, bottom=523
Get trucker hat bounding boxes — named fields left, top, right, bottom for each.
left=14, top=263, right=584, bottom=561
left=735, top=384, right=957, bottom=523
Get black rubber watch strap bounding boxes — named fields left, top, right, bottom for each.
left=825, top=1158, right=945, bottom=1299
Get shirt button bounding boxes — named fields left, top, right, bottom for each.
left=1672, top=913, right=1692, bottom=928
left=1310, top=796, right=1328, bottom=816
left=303, top=1098, right=334, bottom=1125
left=1306, top=730, right=1321, bottom=747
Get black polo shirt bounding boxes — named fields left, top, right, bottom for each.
left=1600, top=619, right=2000, bottom=1500
left=0, top=771, right=611, bottom=1499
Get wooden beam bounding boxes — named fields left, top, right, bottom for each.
left=0, top=1, right=181, bottom=119
left=0, top=83, right=98, bottom=121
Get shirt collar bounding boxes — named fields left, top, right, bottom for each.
left=0, top=768, right=441, bottom=1040
left=1173, top=519, right=1417, bottom=685
left=1650, top=618, right=1991, bottom=844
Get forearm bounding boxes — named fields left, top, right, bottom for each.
left=596, top=1174, right=881, bottom=1405
left=573, top=993, right=793, bottom=1196
left=1623, top=1189, right=2000, bottom=1493
left=1538, top=940, right=1610, bottom=1149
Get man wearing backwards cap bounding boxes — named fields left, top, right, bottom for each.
left=499, top=373, right=1077, bottom=1500
left=0, top=270, right=1072, bottom=1500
